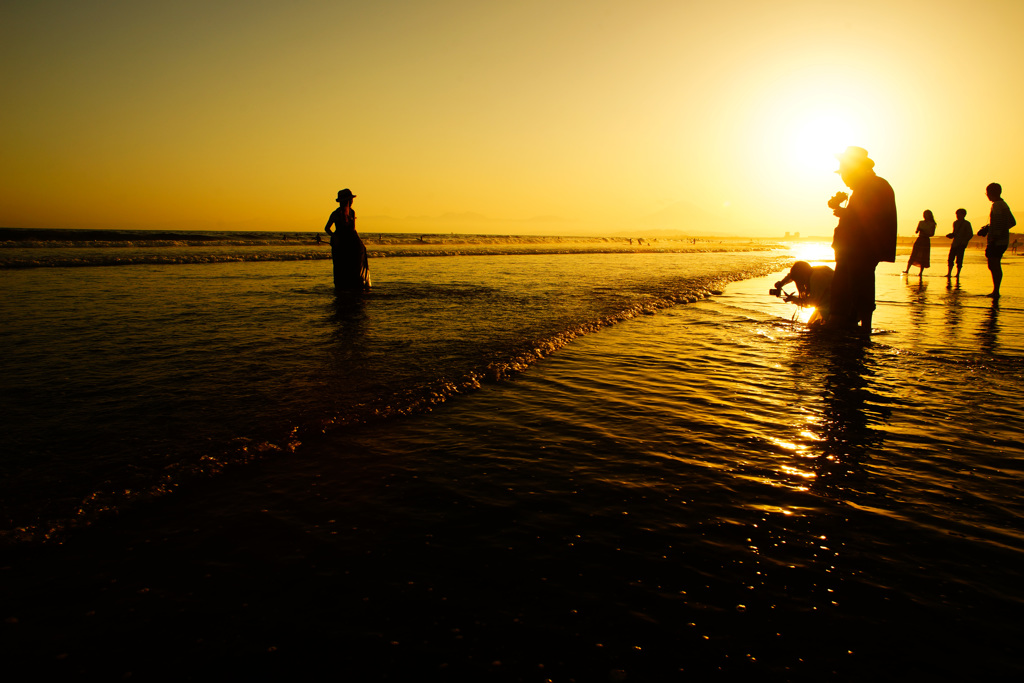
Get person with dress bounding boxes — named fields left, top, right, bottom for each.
left=945, top=208, right=973, bottom=279
left=904, top=210, right=936, bottom=276
left=978, top=183, right=1016, bottom=298
left=324, top=189, right=371, bottom=291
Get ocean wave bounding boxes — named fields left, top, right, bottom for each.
left=287, top=261, right=786, bottom=431
left=0, top=250, right=334, bottom=268
left=1, top=242, right=777, bottom=269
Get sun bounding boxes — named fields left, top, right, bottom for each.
left=786, top=112, right=856, bottom=174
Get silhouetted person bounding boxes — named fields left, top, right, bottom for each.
left=904, top=209, right=936, bottom=275
left=829, top=147, right=898, bottom=331
left=324, top=189, right=371, bottom=291
left=945, top=208, right=972, bottom=279
left=774, top=260, right=834, bottom=325
left=978, top=183, right=1016, bottom=298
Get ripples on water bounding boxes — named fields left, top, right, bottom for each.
left=294, top=261, right=1023, bottom=679
left=0, top=250, right=783, bottom=538
left=2, top=244, right=1023, bottom=680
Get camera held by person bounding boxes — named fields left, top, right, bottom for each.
left=768, top=285, right=797, bottom=302
left=827, top=191, right=849, bottom=214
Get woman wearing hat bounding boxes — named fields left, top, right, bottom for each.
left=324, top=189, right=370, bottom=290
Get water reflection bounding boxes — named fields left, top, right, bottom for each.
left=943, top=279, right=963, bottom=329
left=791, top=333, right=890, bottom=494
left=328, top=290, right=369, bottom=333
left=905, top=277, right=929, bottom=334
left=320, top=291, right=373, bottom=412
left=977, top=301, right=1000, bottom=355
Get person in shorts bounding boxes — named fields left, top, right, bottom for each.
left=945, top=208, right=973, bottom=280
left=979, top=183, right=1016, bottom=298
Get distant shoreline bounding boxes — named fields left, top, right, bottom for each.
left=2, top=227, right=997, bottom=257
left=0, top=227, right=227, bottom=243
left=0, top=226, right=788, bottom=245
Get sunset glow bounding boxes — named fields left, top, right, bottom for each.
left=788, top=241, right=835, bottom=262
left=2, top=0, right=1022, bottom=238
left=788, top=112, right=857, bottom=175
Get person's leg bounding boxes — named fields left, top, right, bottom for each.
left=989, top=257, right=1003, bottom=296
left=860, top=311, right=873, bottom=330
left=828, top=261, right=852, bottom=328
left=987, top=244, right=1003, bottom=296
left=857, top=263, right=877, bottom=331
left=986, top=243, right=1007, bottom=296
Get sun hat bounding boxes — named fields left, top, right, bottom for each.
left=834, top=146, right=874, bottom=172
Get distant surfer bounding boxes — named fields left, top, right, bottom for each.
left=324, top=189, right=371, bottom=291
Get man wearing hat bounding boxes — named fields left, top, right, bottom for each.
left=829, top=146, right=897, bottom=330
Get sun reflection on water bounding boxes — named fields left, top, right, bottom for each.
left=780, top=464, right=816, bottom=480
left=788, top=242, right=835, bottom=265
left=766, top=436, right=800, bottom=452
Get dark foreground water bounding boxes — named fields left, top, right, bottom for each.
left=2, top=238, right=1022, bottom=681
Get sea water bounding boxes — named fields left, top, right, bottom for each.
left=1, top=240, right=782, bottom=538
left=1, top=235, right=1022, bottom=680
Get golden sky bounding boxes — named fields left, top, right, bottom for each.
left=3, top=0, right=1022, bottom=237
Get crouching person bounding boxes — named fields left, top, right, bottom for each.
left=774, top=261, right=835, bottom=326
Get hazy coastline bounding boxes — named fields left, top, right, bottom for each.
left=2, top=227, right=983, bottom=270
left=0, top=227, right=788, bottom=269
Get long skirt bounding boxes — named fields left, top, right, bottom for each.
left=331, top=232, right=371, bottom=291
left=907, top=235, right=931, bottom=269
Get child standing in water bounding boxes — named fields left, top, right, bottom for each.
left=945, top=208, right=973, bottom=280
